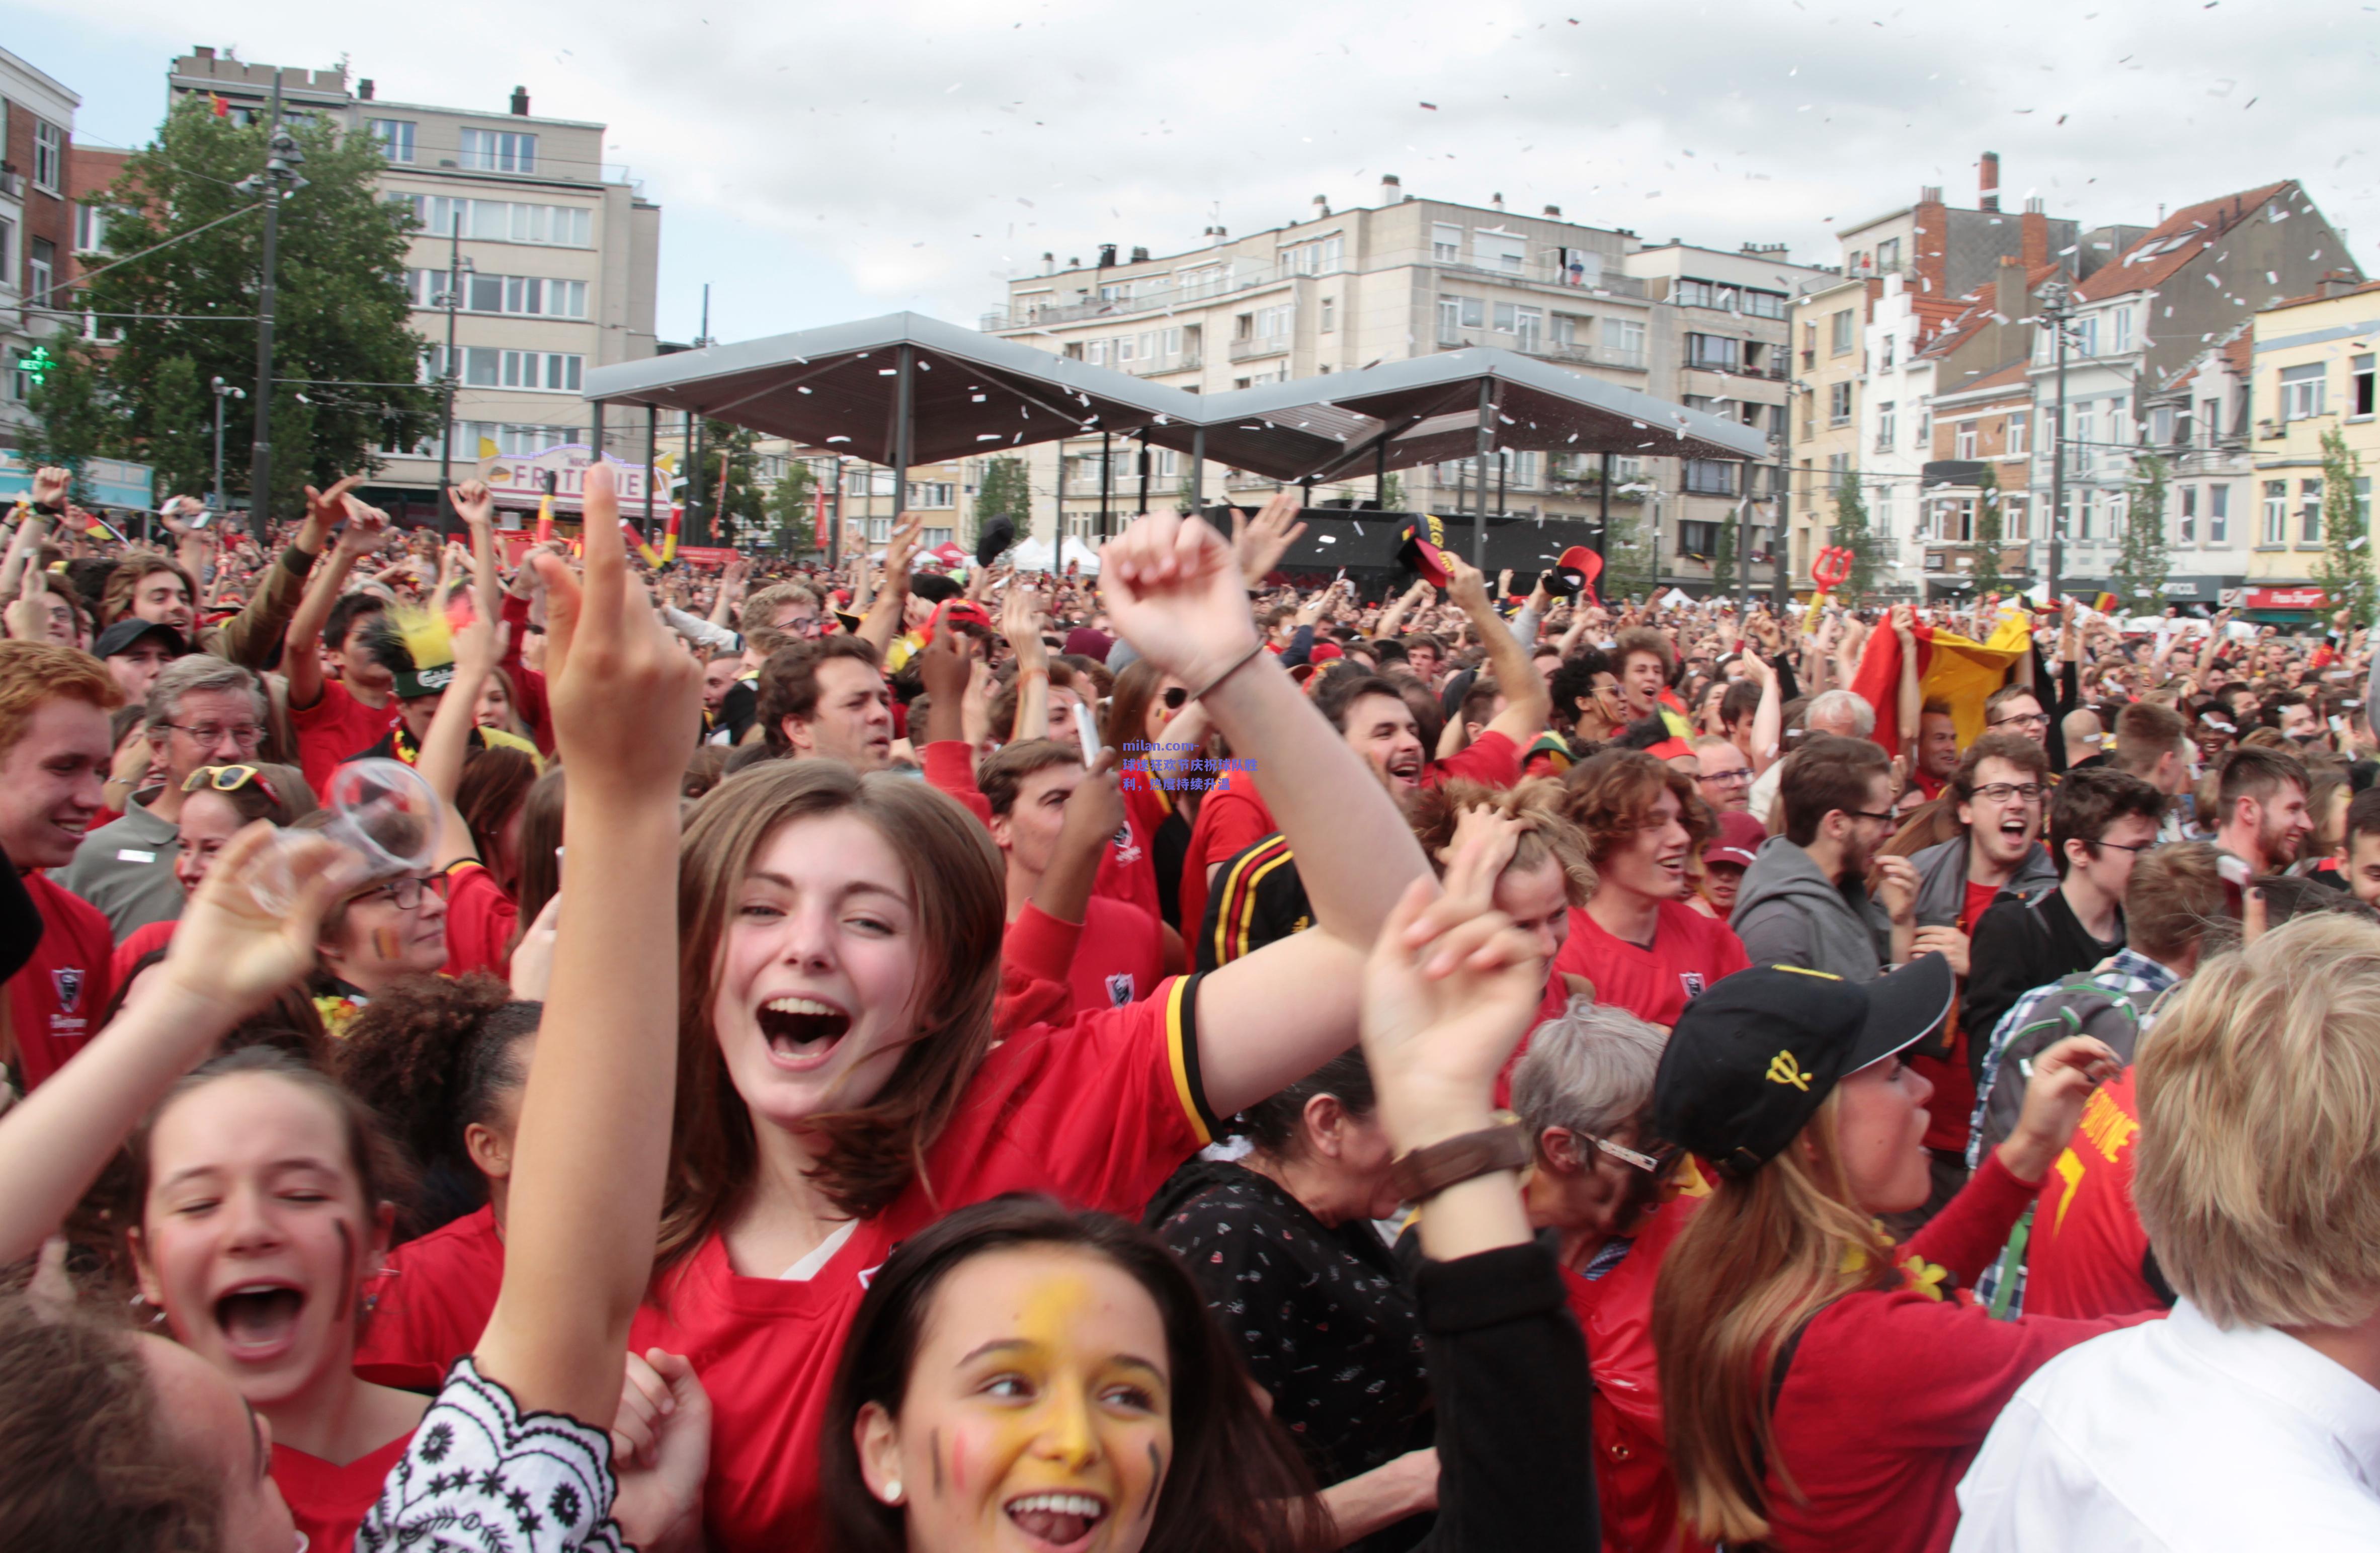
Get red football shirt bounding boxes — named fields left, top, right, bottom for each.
left=1068, top=894, right=1165, bottom=1013
left=290, top=679, right=399, bottom=801
left=272, top=1431, right=414, bottom=1553
left=2021, top=1070, right=2165, bottom=1321
left=628, top=975, right=1215, bottom=1552
left=1176, top=767, right=1274, bottom=937
left=110, top=917, right=178, bottom=993
left=439, top=861, right=518, bottom=980
left=10, top=873, right=116, bottom=1090
left=1429, top=728, right=1521, bottom=789
left=1551, top=898, right=1750, bottom=1029
left=355, top=1204, right=507, bottom=1392
left=1913, top=879, right=2007, bottom=1155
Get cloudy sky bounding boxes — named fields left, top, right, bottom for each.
left=16, top=0, right=2380, bottom=346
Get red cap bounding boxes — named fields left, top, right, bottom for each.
left=922, top=599, right=995, bottom=645
left=1309, top=640, right=1344, bottom=663
left=1704, top=809, right=1767, bottom=869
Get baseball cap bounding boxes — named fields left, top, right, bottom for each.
left=94, top=618, right=189, bottom=660
left=1551, top=545, right=1603, bottom=604
left=1651, top=955, right=1954, bottom=1179
left=910, top=572, right=963, bottom=605
left=921, top=599, right=994, bottom=645
left=1397, top=516, right=1450, bottom=587
left=1704, top=809, right=1767, bottom=870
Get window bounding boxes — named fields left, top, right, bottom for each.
left=2151, top=405, right=2175, bottom=446
left=2107, top=396, right=2128, bottom=442
left=907, top=481, right=956, bottom=509
left=71, top=201, right=106, bottom=255
left=31, top=119, right=62, bottom=194
left=1684, top=460, right=1739, bottom=495
left=2263, top=480, right=2288, bottom=545
left=1675, top=279, right=1714, bottom=309
left=2178, top=485, right=2196, bottom=545
left=1679, top=520, right=1721, bottom=558
left=2076, top=491, right=2096, bottom=542
left=411, top=269, right=588, bottom=318
left=27, top=238, right=54, bottom=308
left=1876, top=400, right=1896, bottom=452
left=411, top=196, right=594, bottom=248
left=2281, top=362, right=2326, bottom=420
left=1601, top=316, right=1645, bottom=364
left=2209, top=482, right=2230, bottom=544
left=1955, top=425, right=1978, bottom=460
left=2004, top=494, right=2030, bottom=542
left=1436, top=297, right=1460, bottom=343
left=1829, top=309, right=1854, bottom=355
left=459, top=128, right=538, bottom=174
left=1257, top=302, right=1293, bottom=340
left=1828, top=380, right=1853, bottom=427
left=1285, top=234, right=1342, bottom=275
left=441, top=348, right=581, bottom=391
left=1550, top=313, right=1584, bottom=346
left=1493, top=302, right=1517, bottom=333
left=2112, top=306, right=2132, bottom=354
left=1914, top=412, right=1930, bottom=451
left=1879, top=334, right=1896, bottom=370
left=2006, top=410, right=2029, bottom=457
left=1876, top=237, right=1901, bottom=271
left=0, top=217, right=11, bottom=293
left=2073, top=405, right=2096, bottom=474
left=1473, top=231, right=1525, bottom=274
left=1744, top=289, right=1787, bottom=320
left=1319, top=297, right=1335, bottom=333
left=2200, top=397, right=2223, bottom=442
left=1506, top=451, right=1541, bottom=487
left=368, top=119, right=416, bottom=162
left=1432, top=223, right=1462, bottom=262
left=1513, top=306, right=1542, bottom=353
left=1687, top=333, right=1741, bottom=371
left=2301, top=478, right=2324, bottom=545
left=2356, top=355, right=2376, bottom=418
left=2362, top=476, right=2374, bottom=535
left=2073, top=315, right=2099, bottom=357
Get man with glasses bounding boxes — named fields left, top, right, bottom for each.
left=1962, top=767, right=2167, bottom=1059
left=59, top=655, right=267, bottom=936
left=1983, top=683, right=2051, bottom=747
left=1733, top=733, right=1920, bottom=980
left=1690, top=735, right=1755, bottom=814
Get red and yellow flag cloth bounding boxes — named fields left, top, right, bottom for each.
left=1848, top=613, right=2033, bottom=756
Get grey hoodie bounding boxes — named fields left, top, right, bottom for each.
left=1730, top=834, right=1895, bottom=981
left=1909, top=833, right=2059, bottom=928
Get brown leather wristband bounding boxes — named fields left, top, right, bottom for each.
left=1389, top=1119, right=1529, bottom=1203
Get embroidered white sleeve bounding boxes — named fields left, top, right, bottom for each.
left=355, top=1358, right=623, bottom=1553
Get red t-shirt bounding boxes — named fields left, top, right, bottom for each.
left=272, top=1431, right=414, bottom=1553
left=2021, top=1070, right=2164, bottom=1321
left=922, top=741, right=1165, bottom=931
left=1429, top=728, right=1521, bottom=789
left=439, top=862, right=518, bottom=981
left=627, top=975, right=1215, bottom=1552
left=9, top=873, right=115, bottom=1090
left=1067, top=894, right=1165, bottom=1013
left=1550, top=898, right=1750, bottom=1029
left=354, top=1205, right=507, bottom=1392
left=1562, top=1197, right=1709, bottom=1553
left=111, top=917, right=179, bottom=991
left=1177, top=767, right=1274, bottom=938
left=1913, top=879, right=2007, bottom=1155
left=290, top=679, right=399, bottom=801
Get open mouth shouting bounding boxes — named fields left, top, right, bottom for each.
left=213, top=1280, right=306, bottom=1365
left=1004, top=1491, right=1111, bottom=1550
left=757, top=995, right=853, bottom=1072
left=1384, top=751, right=1424, bottom=788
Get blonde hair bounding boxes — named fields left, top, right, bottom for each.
left=0, top=641, right=120, bottom=764
left=2133, top=912, right=2380, bottom=1329
left=1652, top=1092, right=1896, bottom=1544
left=1408, top=777, right=1597, bottom=905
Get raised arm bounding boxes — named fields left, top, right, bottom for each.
left=472, top=463, right=702, bottom=1424
left=1893, top=604, right=1922, bottom=769
left=1001, top=583, right=1049, bottom=741
left=856, top=512, right=923, bottom=652
left=422, top=608, right=503, bottom=868
left=283, top=499, right=387, bottom=708
left=1374, top=577, right=1429, bottom=643
left=1446, top=557, right=1550, bottom=747
left=1100, top=496, right=1432, bottom=1118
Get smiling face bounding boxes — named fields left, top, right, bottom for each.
left=132, top=569, right=194, bottom=635
left=861, top=1248, right=1172, bottom=1553
left=133, top=1072, right=388, bottom=1416
left=0, top=695, right=113, bottom=869
left=174, top=788, right=249, bottom=897
left=1602, top=788, right=1693, bottom=904
left=320, top=875, right=449, bottom=996
left=473, top=674, right=514, bottom=729
left=108, top=639, right=179, bottom=702
left=1918, top=711, right=1960, bottom=780
left=1957, top=756, right=2043, bottom=873
left=1831, top=1056, right=1935, bottom=1216
left=715, top=811, right=926, bottom=1130
left=1341, top=692, right=1424, bottom=790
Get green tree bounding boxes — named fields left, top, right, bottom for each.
left=1709, top=505, right=1737, bottom=599
left=2316, top=428, right=2376, bottom=629
left=18, top=330, right=118, bottom=503
left=762, top=458, right=820, bottom=556
left=974, top=454, right=1030, bottom=545
left=1968, top=465, right=2006, bottom=598
left=1379, top=470, right=1406, bottom=512
left=2112, top=453, right=2171, bottom=616
left=1833, top=467, right=1881, bottom=604
left=689, top=420, right=764, bottom=548
left=80, top=97, right=436, bottom=515
left=1599, top=490, right=1656, bottom=603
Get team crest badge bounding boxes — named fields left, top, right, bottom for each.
left=1679, top=971, right=1706, bottom=999
left=51, top=967, right=84, bottom=1013
left=1105, top=972, right=1137, bottom=1007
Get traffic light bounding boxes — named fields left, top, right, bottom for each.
left=19, top=346, right=54, bottom=387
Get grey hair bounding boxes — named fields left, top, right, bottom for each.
left=1510, top=997, right=1669, bottom=1147
left=1804, top=688, right=1876, bottom=740
left=143, top=655, right=265, bottom=739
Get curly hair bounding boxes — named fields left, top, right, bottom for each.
left=1557, top=748, right=1713, bottom=866
left=1406, top=777, right=1596, bottom=905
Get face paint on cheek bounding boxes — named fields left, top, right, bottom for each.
left=1140, top=1441, right=1163, bottom=1522
left=373, top=927, right=399, bottom=960
left=930, top=1427, right=944, bottom=1498
left=333, top=1218, right=359, bottom=1323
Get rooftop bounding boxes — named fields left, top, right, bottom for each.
left=2070, top=181, right=2296, bottom=302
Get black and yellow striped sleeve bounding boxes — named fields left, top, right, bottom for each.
left=1161, top=971, right=1223, bottom=1146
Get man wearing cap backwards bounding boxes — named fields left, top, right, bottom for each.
left=1731, top=734, right=1920, bottom=982
left=93, top=617, right=186, bottom=704
left=58, top=655, right=271, bottom=937
left=1648, top=955, right=2152, bottom=1553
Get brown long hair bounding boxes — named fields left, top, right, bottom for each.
left=506, top=765, right=566, bottom=957
left=658, top=760, right=1005, bottom=1267
left=1651, top=1092, right=1896, bottom=1545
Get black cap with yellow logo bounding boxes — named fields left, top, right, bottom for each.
left=1651, top=955, right=1955, bottom=1179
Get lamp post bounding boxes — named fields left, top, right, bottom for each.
left=209, top=376, right=245, bottom=515
left=2039, top=280, right=2075, bottom=601
left=235, top=80, right=305, bottom=539
left=432, top=223, right=474, bottom=538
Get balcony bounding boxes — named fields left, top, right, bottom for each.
left=1228, top=337, right=1289, bottom=363
left=1528, top=340, right=1649, bottom=371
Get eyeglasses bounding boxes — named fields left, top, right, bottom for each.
left=1589, top=1135, right=1684, bottom=1176
left=358, top=874, right=439, bottom=911
left=1988, top=712, right=2051, bottom=731
left=1698, top=767, right=1753, bottom=786
left=1842, top=807, right=1899, bottom=824
left=2092, top=838, right=2158, bottom=854
left=181, top=764, right=279, bottom=802
left=1970, top=782, right=2047, bottom=804
left=162, top=721, right=266, bottom=749
left=1162, top=686, right=1189, bottom=709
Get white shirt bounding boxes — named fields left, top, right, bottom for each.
left=1953, top=1299, right=2380, bottom=1552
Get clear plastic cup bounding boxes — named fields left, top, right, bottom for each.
left=253, top=758, right=441, bottom=916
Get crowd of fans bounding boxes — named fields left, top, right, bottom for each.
left=0, top=458, right=2375, bottom=1552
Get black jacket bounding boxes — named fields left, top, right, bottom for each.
left=1962, top=886, right=2123, bottom=1080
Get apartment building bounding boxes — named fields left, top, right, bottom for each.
left=0, top=47, right=78, bottom=451
left=987, top=180, right=1831, bottom=594
left=2241, top=278, right=2380, bottom=616
left=2134, top=328, right=2256, bottom=609
left=166, top=51, right=662, bottom=522
left=1786, top=276, right=1873, bottom=587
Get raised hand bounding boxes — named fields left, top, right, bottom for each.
left=1000, top=582, right=1047, bottom=673
left=159, top=825, right=351, bottom=1022
left=1998, top=1034, right=2121, bottom=1183
left=300, top=475, right=366, bottom=548
left=1099, top=510, right=1260, bottom=689
left=452, top=478, right=497, bottom=531
left=1231, top=492, right=1308, bottom=587
left=29, top=466, right=68, bottom=510
left=1362, top=876, right=1547, bottom=1150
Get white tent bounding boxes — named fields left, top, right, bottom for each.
left=1004, top=535, right=1102, bottom=576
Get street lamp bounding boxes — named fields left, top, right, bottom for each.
left=209, top=376, right=247, bottom=516
left=432, top=239, right=476, bottom=537
left=233, top=81, right=306, bottom=540
left=2037, top=280, right=2077, bottom=601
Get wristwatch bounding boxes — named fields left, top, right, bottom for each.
left=1389, top=1119, right=1529, bottom=1203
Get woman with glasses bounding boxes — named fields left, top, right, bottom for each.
left=1512, top=999, right=1705, bottom=1553
left=108, top=763, right=311, bottom=992
left=308, top=861, right=450, bottom=1032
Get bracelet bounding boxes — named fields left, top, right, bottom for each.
left=1190, top=641, right=1267, bottom=702
left=1389, top=1120, right=1529, bottom=1204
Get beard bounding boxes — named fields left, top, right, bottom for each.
left=2259, top=814, right=2303, bottom=867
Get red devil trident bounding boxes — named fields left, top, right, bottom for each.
left=1802, top=545, right=1854, bottom=632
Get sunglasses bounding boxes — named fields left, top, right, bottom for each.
left=1589, top=1135, right=1685, bottom=1176
left=181, top=764, right=280, bottom=803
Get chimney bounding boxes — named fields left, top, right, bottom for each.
left=1313, top=194, right=1330, bottom=218
left=1920, top=184, right=1943, bottom=205
left=2021, top=198, right=2049, bottom=272
left=1543, top=204, right=1562, bottom=218
left=194, top=44, right=215, bottom=60
left=1210, top=225, right=1228, bottom=248
left=1097, top=243, right=1117, bottom=269
left=1129, top=246, right=1150, bottom=264
left=1041, top=252, right=1054, bottom=275
left=358, top=77, right=374, bottom=101
left=2322, top=271, right=2361, bottom=299
left=510, top=85, right=530, bottom=116
left=1979, top=150, right=2000, bottom=212
left=1490, top=191, right=1505, bottom=212
left=1379, top=173, right=1402, bottom=207
left=1914, top=186, right=1948, bottom=297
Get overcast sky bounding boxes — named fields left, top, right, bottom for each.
left=15, top=0, right=2380, bottom=347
